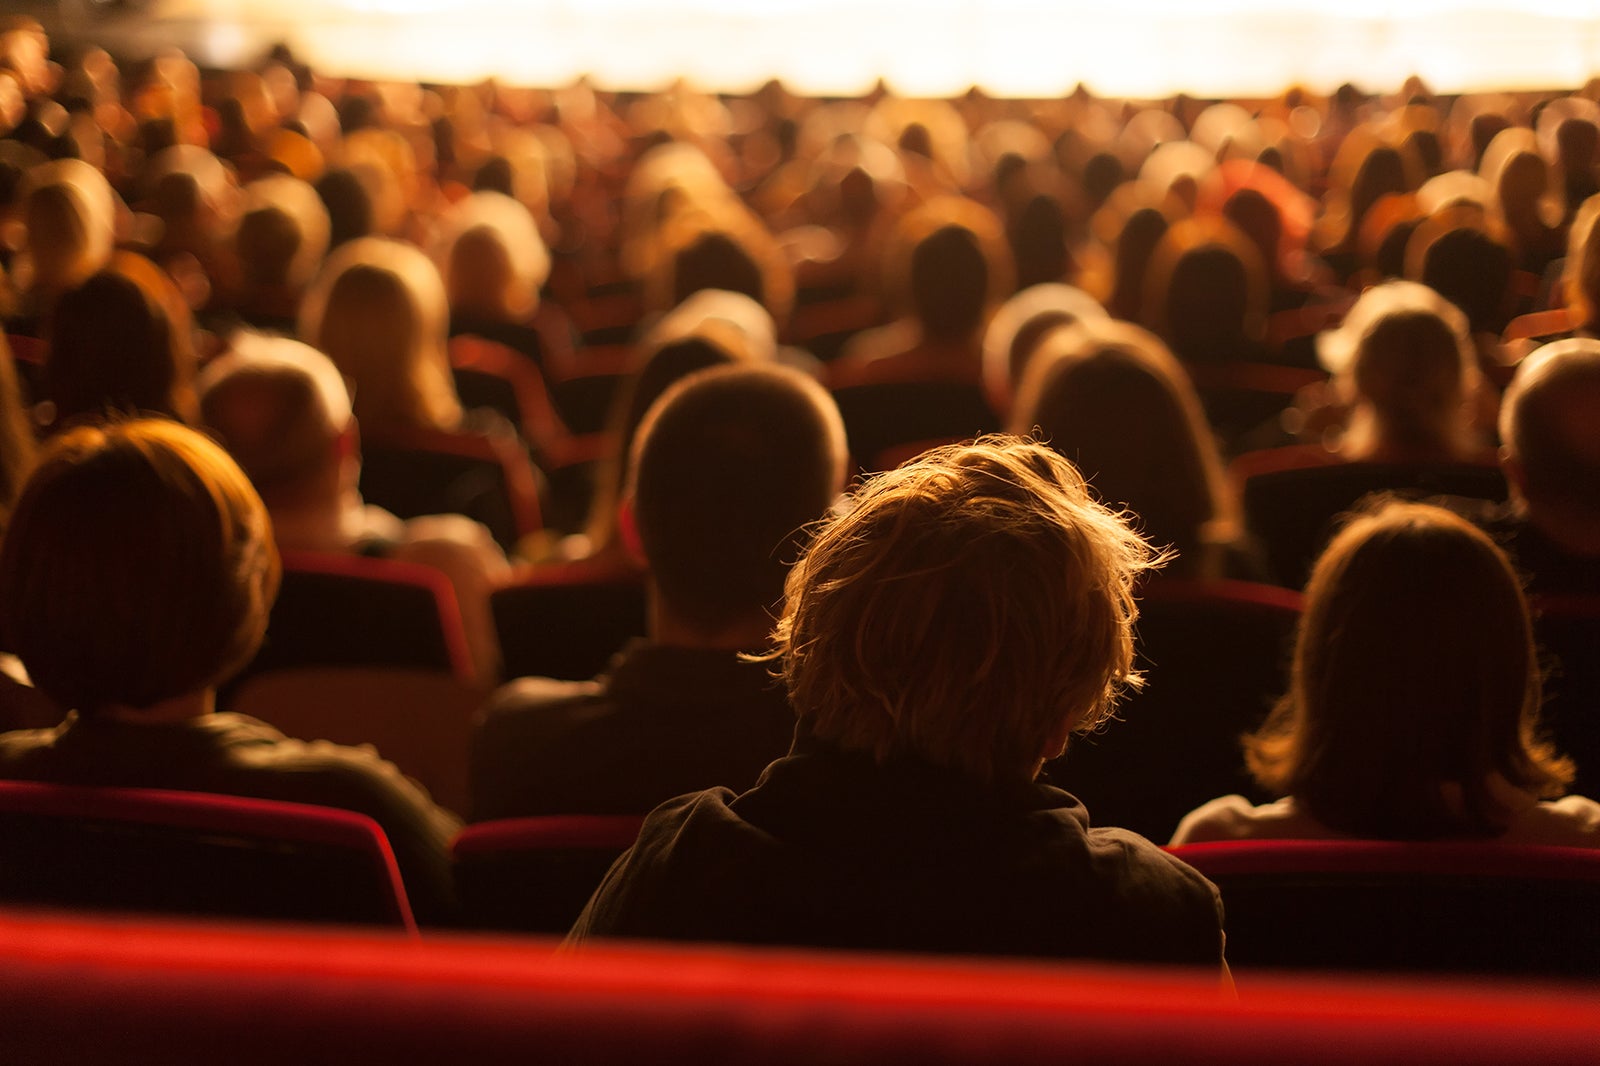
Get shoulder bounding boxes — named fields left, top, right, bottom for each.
left=1502, top=795, right=1600, bottom=847
left=475, top=676, right=608, bottom=743
left=1168, top=794, right=1319, bottom=845
left=393, top=516, right=510, bottom=574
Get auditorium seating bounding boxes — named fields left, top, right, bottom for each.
left=452, top=813, right=645, bottom=932
left=1169, top=839, right=1600, bottom=977
left=1046, top=579, right=1301, bottom=842
left=226, top=666, right=486, bottom=816
left=0, top=781, right=416, bottom=931
left=360, top=424, right=544, bottom=554
left=227, top=550, right=476, bottom=694
left=491, top=558, right=648, bottom=681
left=1231, top=450, right=1510, bottom=586
left=2, top=907, right=1599, bottom=1065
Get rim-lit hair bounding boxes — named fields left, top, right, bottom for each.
left=1499, top=337, right=1600, bottom=524
left=298, top=236, right=461, bottom=434
left=237, top=174, right=331, bottom=291
left=767, top=436, right=1165, bottom=784
left=435, top=190, right=550, bottom=322
left=0, top=419, right=280, bottom=714
left=1245, top=500, right=1570, bottom=839
left=1009, top=320, right=1239, bottom=576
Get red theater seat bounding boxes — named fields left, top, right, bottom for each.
left=0, top=781, right=416, bottom=932
left=1169, top=839, right=1600, bottom=978
left=1, top=908, right=1598, bottom=1065
left=452, top=813, right=644, bottom=932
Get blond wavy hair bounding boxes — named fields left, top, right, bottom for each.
left=766, top=436, right=1166, bottom=784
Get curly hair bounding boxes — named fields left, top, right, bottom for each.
left=765, top=436, right=1165, bottom=784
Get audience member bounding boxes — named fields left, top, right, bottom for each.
left=1171, top=499, right=1595, bottom=846
left=1308, top=279, right=1490, bottom=463
left=42, top=252, right=199, bottom=428
left=471, top=362, right=847, bottom=819
left=0, top=418, right=462, bottom=920
left=829, top=197, right=1010, bottom=387
left=1487, top=337, right=1600, bottom=595
left=225, top=173, right=331, bottom=335
left=1009, top=319, right=1249, bottom=579
left=298, top=235, right=462, bottom=436
left=570, top=437, right=1225, bottom=967
left=197, top=333, right=509, bottom=682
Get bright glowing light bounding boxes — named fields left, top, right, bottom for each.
left=175, top=0, right=1600, bottom=97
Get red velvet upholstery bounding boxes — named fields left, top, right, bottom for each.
left=0, top=781, right=416, bottom=932
left=453, top=814, right=644, bottom=933
left=1, top=908, right=1598, bottom=1065
left=1170, top=840, right=1600, bottom=977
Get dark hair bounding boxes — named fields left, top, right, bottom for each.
left=46, top=262, right=195, bottom=425
left=911, top=224, right=989, bottom=341
left=1245, top=500, right=1571, bottom=839
left=629, top=364, right=845, bottom=634
left=315, top=167, right=374, bottom=250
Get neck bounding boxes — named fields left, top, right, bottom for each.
left=649, top=587, right=776, bottom=652
left=98, top=689, right=215, bottom=725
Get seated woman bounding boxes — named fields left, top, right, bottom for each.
left=1290, top=279, right=1493, bottom=464
left=298, top=235, right=463, bottom=437
left=434, top=190, right=556, bottom=367
left=1009, top=319, right=1251, bottom=580
left=0, top=419, right=462, bottom=919
left=1171, top=499, right=1597, bottom=846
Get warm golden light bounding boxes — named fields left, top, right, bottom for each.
left=165, top=0, right=1600, bottom=97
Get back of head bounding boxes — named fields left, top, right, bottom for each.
left=299, top=237, right=459, bottom=434
left=46, top=257, right=196, bottom=425
left=236, top=174, right=330, bottom=291
left=0, top=419, right=280, bottom=714
left=1500, top=338, right=1600, bottom=528
left=1318, top=280, right=1476, bottom=458
left=1247, top=500, right=1568, bottom=839
left=883, top=198, right=1010, bottom=341
left=1142, top=218, right=1267, bottom=363
left=197, top=334, right=352, bottom=508
left=314, top=166, right=375, bottom=250
left=22, top=158, right=116, bottom=296
left=1010, top=321, right=1233, bottom=573
left=1564, top=193, right=1600, bottom=325
left=770, top=436, right=1163, bottom=785
left=911, top=224, right=989, bottom=342
left=670, top=229, right=766, bottom=311
left=1416, top=224, right=1512, bottom=334
left=629, top=363, right=847, bottom=637
left=437, top=191, right=549, bottom=322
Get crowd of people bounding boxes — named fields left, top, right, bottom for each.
left=0, top=13, right=1597, bottom=969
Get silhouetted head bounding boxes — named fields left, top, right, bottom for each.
left=1246, top=500, right=1570, bottom=839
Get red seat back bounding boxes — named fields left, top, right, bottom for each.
left=0, top=780, right=417, bottom=931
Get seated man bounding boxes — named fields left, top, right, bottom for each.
left=197, top=333, right=509, bottom=683
left=1491, top=338, right=1600, bottom=595
left=471, top=363, right=848, bottom=820
left=569, top=437, right=1226, bottom=967
left=0, top=419, right=460, bottom=922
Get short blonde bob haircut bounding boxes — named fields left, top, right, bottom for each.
left=0, top=419, right=280, bottom=714
left=767, top=436, right=1165, bottom=785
